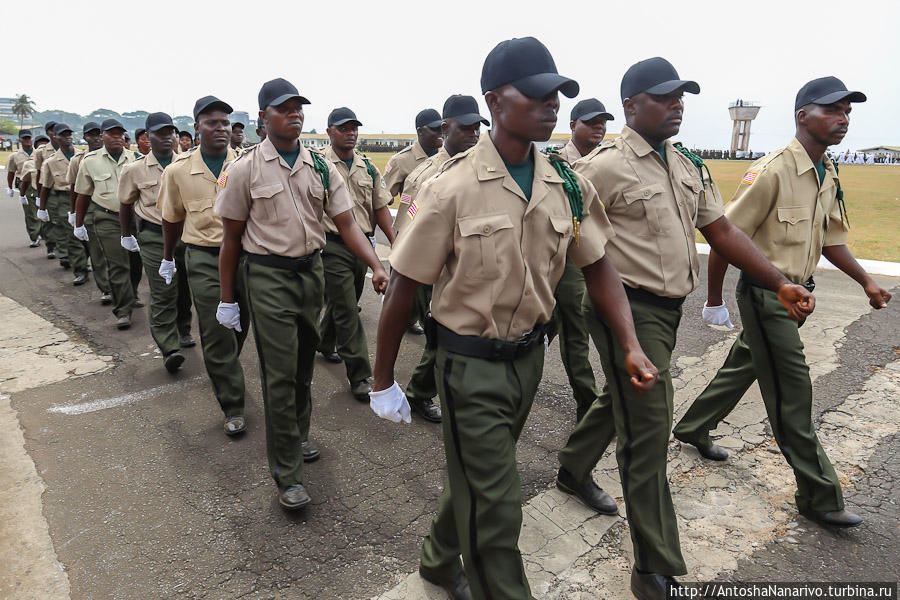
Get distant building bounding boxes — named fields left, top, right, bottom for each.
left=856, top=145, right=900, bottom=157
left=0, top=97, right=16, bottom=120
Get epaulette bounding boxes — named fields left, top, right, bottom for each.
left=173, top=151, right=191, bottom=162
left=394, top=145, right=413, bottom=156
left=84, top=148, right=103, bottom=158
left=433, top=145, right=476, bottom=178
left=306, top=145, right=324, bottom=156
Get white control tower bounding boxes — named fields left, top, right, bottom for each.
left=728, top=100, right=761, bottom=155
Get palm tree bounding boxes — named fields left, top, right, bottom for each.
left=12, top=94, right=36, bottom=129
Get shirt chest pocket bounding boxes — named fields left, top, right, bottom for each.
left=250, top=182, right=285, bottom=222
left=93, top=172, right=114, bottom=197
left=679, top=177, right=704, bottom=218
left=546, top=214, right=574, bottom=277
left=776, top=206, right=810, bottom=246
left=353, top=175, right=373, bottom=206
left=185, top=196, right=217, bottom=230
left=622, top=183, right=667, bottom=235
left=137, top=180, right=159, bottom=206
left=457, top=213, right=514, bottom=280
left=49, top=162, right=68, bottom=185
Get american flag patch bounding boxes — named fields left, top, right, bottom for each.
left=741, top=171, right=758, bottom=185
left=217, top=172, right=227, bottom=187
left=384, top=163, right=392, bottom=173
left=399, top=193, right=411, bottom=205
left=407, top=200, right=418, bottom=221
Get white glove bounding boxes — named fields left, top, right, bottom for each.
left=37, top=208, right=50, bottom=222
left=702, top=301, right=734, bottom=329
left=158, top=259, right=176, bottom=285
left=19, top=194, right=27, bottom=205
left=73, top=225, right=89, bottom=241
left=216, top=301, right=242, bottom=332
left=6, top=188, right=13, bottom=197
left=369, top=381, right=412, bottom=424
left=120, top=235, right=140, bottom=252
left=369, top=234, right=377, bottom=250
left=67, top=212, right=76, bottom=227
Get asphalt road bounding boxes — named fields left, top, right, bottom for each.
left=0, top=195, right=897, bottom=599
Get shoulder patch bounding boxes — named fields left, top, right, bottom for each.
left=217, top=171, right=227, bottom=187
left=384, top=163, right=392, bottom=173
left=741, top=171, right=758, bottom=185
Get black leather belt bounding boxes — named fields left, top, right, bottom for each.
left=90, top=201, right=117, bottom=215
left=186, top=243, right=220, bottom=255
left=325, top=232, right=345, bottom=244
left=436, top=322, right=545, bottom=361
left=624, top=286, right=685, bottom=310
left=139, top=221, right=163, bottom=234
left=246, top=250, right=321, bottom=272
left=740, top=271, right=815, bottom=293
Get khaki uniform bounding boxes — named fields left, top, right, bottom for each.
left=119, top=153, right=193, bottom=356
left=41, top=149, right=88, bottom=273
left=159, top=147, right=247, bottom=419
left=33, top=143, right=56, bottom=191
left=394, top=147, right=450, bottom=236
left=317, top=146, right=391, bottom=385
left=75, top=147, right=141, bottom=316
left=390, top=134, right=613, bottom=599
left=33, top=144, right=58, bottom=253
left=215, top=138, right=353, bottom=488
left=68, top=151, right=110, bottom=294
left=675, top=138, right=849, bottom=514
left=7, top=148, right=42, bottom=243
left=558, top=139, right=583, bottom=165
left=383, top=140, right=431, bottom=199
left=560, top=125, right=724, bottom=576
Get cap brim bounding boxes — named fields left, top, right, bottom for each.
left=420, top=119, right=443, bottom=129
left=266, top=93, right=311, bottom=109
left=196, top=100, right=234, bottom=118
left=512, top=72, right=580, bottom=99
left=644, top=79, right=700, bottom=96
left=576, top=111, right=614, bottom=122
left=812, top=90, right=867, bottom=105
left=103, top=125, right=126, bottom=132
left=330, top=118, right=362, bottom=127
left=83, top=128, right=100, bottom=134
left=453, top=113, right=490, bottom=127
left=148, top=123, right=176, bottom=132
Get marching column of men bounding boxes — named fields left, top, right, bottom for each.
left=4, top=35, right=892, bottom=600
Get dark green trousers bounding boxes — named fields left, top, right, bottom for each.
left=550, top=260, right=600, bottom=422
left=84, top=205, right=110, bottom=294
left=185, top=246, right=247, bottom=418
left=318, top=239, right=372, bottom=383
left=421, top=344, right=543, bottom=600
left=137, top=227, right=192, bottom=356
left=405, top=285, right=436, bottom=403
left=559, top=297, right=686, bottom=575
left=93, top=208, right=141, bottom=318
left=45, top=192, right=70, bottom=262
left=20, top=191, right=42, bottom=243
left=674, top=283, right=844, bottom=513
left=245, top=257, right=324, bottom=487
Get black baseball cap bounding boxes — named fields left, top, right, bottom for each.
left=794, top=76, right=866, bottom=111
left=135, top=128, right=147, bottom=139
left=258, top=78, right=310, bottom=110
left=145, top=112, right=176, bottom=132
left=83, top=122, right=101, bottom=134
left=101, top=118, right=126, bottom=132
left=52, top=122, right=73, bottom=135
left=480, top=37, right=579, bottom=99
left=193, top=95, right=233, bottom=120
left=415, top=109, right=442, bottom=129
left=571, top=98, right=614, bottom=122
left=442, top=95, right=490, bottom=127
left=18, top=129, right=32, bottom=138
left=232, top=121, right=245, bottom=130
left=620, top=57, right=699, bottom=102
left=44, top=121, right=57, bottom=132
left=178, top=129, right=193, bottom=138
left=328, top=107, right=362, bottom=128
left=34, top=134, right=50, bottom=144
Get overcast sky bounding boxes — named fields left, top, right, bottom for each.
left=8, top=0, right=898, bottom=153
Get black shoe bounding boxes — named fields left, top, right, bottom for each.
left=29, top=239, right=41, bottom=248
left=408, top=323, right=425, bottom=335
left=630, top=568, right=684, bottom=600
left=674, top=433, right=729, bottom=461
left=319, top=350, right=341, bottom=363
left=179, top=334, right=196, bottom=348
left=556, top=467, right=618, bottom=515
left=164, top=351, right=185, bottom=374
left=100, top=293, right=113, bottom=305
left=46, top=250, right=56, bottom=259
left=350, top=379, right=372, bottom=401
left=116, top=315, right=132, bottom=330
left=302, top=440, right=321, bottom=462
left=134, top=298, right=145, bottom=308
left=60, top=259, right=71, bottom=270
left=278, top=484, right=310, bottom=510
left=73, top=273, right=88, bottom=286
left=224, top=415, right=246, bottom=436
left=418, top=565, right=472, bottom=600
left=799, top=507, right=862, bottom=528
left=409, top=397, right=442, bottom=422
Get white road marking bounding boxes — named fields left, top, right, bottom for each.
left=48, top=376, right=204, bottom=416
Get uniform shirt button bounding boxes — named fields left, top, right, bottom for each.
left=483, top=225, right=491, bottom=233
left=790, top=218, right=797, bottom=224
left=524, top=290, right=531, bottom=296
left=643, top=190, right=650, bottom=198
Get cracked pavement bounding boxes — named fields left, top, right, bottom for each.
left=0, top=194, right=897, bottom=599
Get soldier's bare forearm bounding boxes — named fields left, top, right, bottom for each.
left=119, top=203, right=135, bottom=237
left=374, top=206, right=396, bottom=246
left=706, top=250, right=729, bottom=306
left=161, top=219, right=184, bottom=261
left=75, top=194, right=90, bottom=227
left=583, top=256, right=641, bottom=355
left=219, top=218, right=246, bottom=303
left=373, top=271, right=420, bottom=392
left=334, top=210, right=385, bottom=274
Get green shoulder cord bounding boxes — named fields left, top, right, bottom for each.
left=673, top=142, right=714, bottom=205
left=544, top=147, right=584, bottom=246
left=832, top=161, right=849, bottom=227
left=362, top=155, right=378, bottom=187
left=309, top=149, right=330, bottom=207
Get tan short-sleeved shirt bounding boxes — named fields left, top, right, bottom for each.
left=559, top=140, right=584, bottom=165
left=214, top=139, right=354, bottom=257
left=74, top=147, right=135, bottom=212
left=384, top=140, right=431, bottom=198
left=390, top=134, right=614, bottom=342
left=725, top=137, right=849, bottom=283
left=20, top=157, right=37, bottom=187
left=67, top=151, right=87, bottom=187
left=6, top=149, right=32, bottom=180
left=158, top=147, right=237, bottom=246
left=320, top=146, right=392, bottom=235
left=575, top=125, right=725, bottom=298
left=40, top=149, right=83, bottom=191
left=394, top=146, right=450, bottom=236
left=33, top=143, right=56, bottom=184
left=118, top=153, right=170, bottom=225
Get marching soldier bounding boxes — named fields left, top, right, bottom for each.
left=135, top=128, right=152, bottom=156
left=215, top=78, right=389, bottom=509
left=316, top=107, right=395, bottom=401
left=230, top=120, right=245, bottom=151
left=559, top=98, right=613, bottom=164
left=383, top=108, right=444, bottom=199
left=34, top=122, right=59, bottom=259
left=559, top=57, right=815, bottom=599
left=119, top=112, right=195, bottom=373
left=178, top=130, right=194, bottom=153
left=17, top=135, right=49, bottom=215
left=373, top=37, right=658, bottom=600
left=675, top=76, right=891, bottom=529
left=5, top=129, right=42, bottom=247
left=158, top=95, right=245, bottom=436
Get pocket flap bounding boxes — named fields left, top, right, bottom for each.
left=458, top=213, right=514, bottom=237
left=355, top=174, right=374, bottom=188
left=250, top=183, right=284, bottom=199
left=137, top=180, right=159, bottom=190
left=682, top=177, right=704, bottom=193
left=549, top=214, right=573, bottom=236
left=94, top=172, right=112, bottom=182
left=777, top=206, right=810, bottom=225
left=623, top=183, right=665, bottom=204
left=187, top=196, right=214, bottom=211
